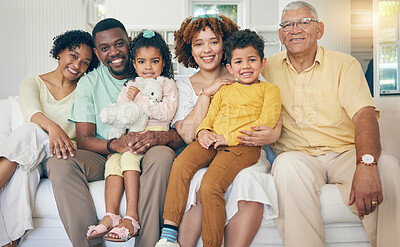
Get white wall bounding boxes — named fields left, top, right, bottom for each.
left=0, top=0, right=87, bottom=98
left=104, top=0, right=186, bottom=30
left=0, top=0, right=26, bottom=99
left=0, top=0, right=352, bottom=98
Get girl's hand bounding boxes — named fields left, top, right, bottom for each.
left=198, top=129, right=216, bottom=149
left=204, top=78, right=236, bottom=96
left=127, top=86, right=140, bottom=101
left=213, top=134, right=227, bottom=148
left=49, top=124, right=76, bottom=159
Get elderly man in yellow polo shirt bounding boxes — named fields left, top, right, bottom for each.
left=258, top=1, right=400, bottom=247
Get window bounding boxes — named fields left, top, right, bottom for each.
left=193, top=3, right=238, bottom=23
left=189, top=0, right=247, bottom=27
left=375, top=0, right=400, bottom=95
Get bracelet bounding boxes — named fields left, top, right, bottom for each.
left=199, top=90, right=212, bottom=99
left=106, top=138, right=117, bottom=154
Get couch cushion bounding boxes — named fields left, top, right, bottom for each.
left=9, top=96, right=23, bottom=131
left=0, top=99, right=11, bottom=145
left=320, top=184, right=360, bottom=224
left=374, top=96, right=400, bottom=161
left=33, top=179, right=128, bottom=220
left=33, top=179, right=360, bottom=225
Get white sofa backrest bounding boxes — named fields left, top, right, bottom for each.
left=374, top=97, right=400, bottom=161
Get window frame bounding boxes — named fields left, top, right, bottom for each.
left=187, top=0, right=249, bottom=27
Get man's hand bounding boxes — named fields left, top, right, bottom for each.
left=198, top=129, right=216, bottom=149
left=348, top=164, right=383, bottom=220
left=113, top=130, right=156, bottom=155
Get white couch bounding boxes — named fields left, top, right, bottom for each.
left=1, top=96, right=399, bottom=247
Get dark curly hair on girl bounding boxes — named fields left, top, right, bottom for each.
left=174, top=14, right=239, bottom=69
left=127, top=30, right=174, bottom=80
left=50, top=30, right=99, bottom=73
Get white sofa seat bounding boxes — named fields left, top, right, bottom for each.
left=1, top=96, right=398, bottom=247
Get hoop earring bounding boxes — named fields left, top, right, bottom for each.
left=222, top=53, right=227, bottom=63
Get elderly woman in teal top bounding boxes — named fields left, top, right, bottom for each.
left=0, top=30, right=98, bottom=247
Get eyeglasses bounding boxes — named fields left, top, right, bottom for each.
left=279, top=18, right=318, bottom=32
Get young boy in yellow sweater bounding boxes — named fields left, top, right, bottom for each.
left=156, top=29, right=281, bottom=247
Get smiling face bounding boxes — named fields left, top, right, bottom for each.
left=191, top=26, right=224, bottom=72
left=226, top=46, right=266, bottom=85
left=57, top=44, right=93, bottom=81
left=94, top=27, right=130, bottom=79
left=132, top=46, right=164, bottom=79
left=279, top=6, right=324, bottom=57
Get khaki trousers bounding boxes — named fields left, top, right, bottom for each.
left=272, top=149, right=400, bottom=247
left=47, top=146, right=175, bottom=247
left=163, top=141, right=261, bottom=247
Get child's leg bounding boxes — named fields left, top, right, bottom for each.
left=199, top=146, right=261, bottom=247
left=90, top=154, right=124, bottom=236
left=158, top=141, right=216, bottom=244
left=0, top=157, right=18, bottom=189
left=107, top=151, right=141, bottom=239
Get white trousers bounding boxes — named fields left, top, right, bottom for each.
left=0, top=123, right=49, bottom=245
left=272, top=149, right=400, bottom=247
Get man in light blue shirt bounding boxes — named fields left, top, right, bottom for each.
left=47, top=18, right=183, bottom=247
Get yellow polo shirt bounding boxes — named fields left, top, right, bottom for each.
left=196, top=81, right=281, bottom=146
left=262, top=46, right=378, bottom=156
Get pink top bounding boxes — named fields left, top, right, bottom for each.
left=118, top=77, right=178, bottom=130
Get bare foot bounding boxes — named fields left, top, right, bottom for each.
left=107, top=217, right=137, bottom=239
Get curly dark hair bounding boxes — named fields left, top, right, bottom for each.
left=50, top=30, right=99, bottom=72
left=127, top=30, right=174, bottom=80
left=174, top=14, right=239, bottom=68
left=223, top=29, right=265, bottom=65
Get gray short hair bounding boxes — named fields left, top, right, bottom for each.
left=282, top=1, right=319, bottom=21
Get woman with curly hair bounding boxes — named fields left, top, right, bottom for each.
left=0, top=30, right=98, bottom=247
left=156, top=15, right=281, bottom=247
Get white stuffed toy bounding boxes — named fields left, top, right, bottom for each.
left=100, top=76, right=164, bottom=139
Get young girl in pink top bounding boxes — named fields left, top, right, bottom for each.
left=86, top=30, right=178, bottom=242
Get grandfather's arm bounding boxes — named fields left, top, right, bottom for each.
left=349, top=106, right=383, bottom=219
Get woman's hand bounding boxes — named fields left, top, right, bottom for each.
left=204, top=78, right=236, bottom=96
left=127, top=86, right=140, bottom=101
left=198, top=129, right=217, bottom=149
left=48, top=124, right=76, bottom=159
left=238, top=116, right=282, bottom=146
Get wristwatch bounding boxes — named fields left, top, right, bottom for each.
left=359, top=154, right=377, bottom=166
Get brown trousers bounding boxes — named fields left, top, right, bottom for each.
left=47, top=146, right=175, bottom=247
left=163, top=141, right=261, bottom=247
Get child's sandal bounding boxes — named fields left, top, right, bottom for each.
left=104, top=216, right=140, bottom=242
left=86, top=212, right=121, bottom=240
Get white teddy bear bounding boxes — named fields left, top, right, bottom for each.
left=100, top=76, right=164, bottom=139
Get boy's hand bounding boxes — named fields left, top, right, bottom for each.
left=127, top=86, right=140, bottom=101
left=198, top=129, right=216, bottom=149
left=213, top=135, right=227, bottom=148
